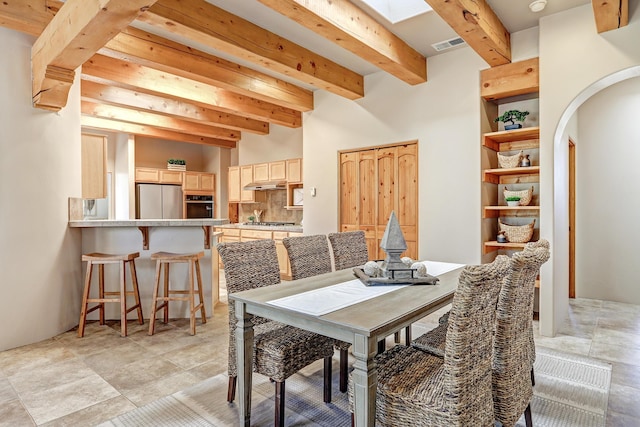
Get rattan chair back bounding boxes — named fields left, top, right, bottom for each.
left=492, top=243, right=550, bottom=426
left=283, top=234, right=332, bottom=280
left=217, top=239, right=281, bottom=378
left=328, top=230, right=369, bottom=270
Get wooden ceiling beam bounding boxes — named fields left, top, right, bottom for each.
left=139, top=0, right=364, bottom=100
left=427, top=0, right=511, bottom=66
left=0, top=0, right=62, bottom=36
left=32, top=0, right=157, bottom=111
left=592, top=0, right=628, bottom=33
left=101, top=27, right=314, bottom=112
left=81, top=115, right=237, bottom=148
left=257, top=0, right=426, bottom=85
left=81, top=101, right=241, bottom=141
left=81, top=80, right=269, bottom=135
left=82, top=54, right=302, bottom=128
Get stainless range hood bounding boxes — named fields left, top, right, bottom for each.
left=243, top=180, right=287, bottom=191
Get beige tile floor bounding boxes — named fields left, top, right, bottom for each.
left=0, top=296, right=639, bottom=426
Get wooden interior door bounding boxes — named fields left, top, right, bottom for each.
left=396, top=144, right=418, bottom=257
left=339, top=141, right=418, bottom=260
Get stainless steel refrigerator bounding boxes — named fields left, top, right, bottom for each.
left=136, top=184, right=183, bottom=219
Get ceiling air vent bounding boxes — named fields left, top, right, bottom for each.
left=431, top=36, right=466, bottom=52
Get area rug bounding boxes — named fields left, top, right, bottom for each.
left=515, top=346, right=611, bottom=427
left=103, top=346, right=611, bottom=427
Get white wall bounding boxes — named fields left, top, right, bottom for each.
left=303, top=47, right=488, bottom=264
left=575, top=77, right=640, bottom=303
left=237, top=124, right=303, bottom=165
left=0, top=28, right=83, bottom=351
left=539, top=3, right=640, bottom=335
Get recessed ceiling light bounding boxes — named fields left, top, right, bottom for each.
left=529, top=0, right=547, bottom=13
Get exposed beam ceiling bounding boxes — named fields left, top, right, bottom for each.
left=81, top=101, right=241, bottom=141
left=82, top=54, right=302, bottom=128
left=32, top=0, right=156, bottom=111
left=591, top=0, right=628, bottom=33
left=138, top=0, right=365, bottom=100
left=0, top=0, right=629, bottom=147
left=427, top=0, right=511, bottom=66
left=256, top=0, right=427, bottom=85
left=81, top=80, right=270, bottom=135
left=101, top=27, right=314, bottom=112
left=81, top=116, right=237, bottom=148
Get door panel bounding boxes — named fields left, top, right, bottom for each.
left=339, top=142, right=418, bottom=261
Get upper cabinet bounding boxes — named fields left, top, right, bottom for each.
left=254, top=160, right=287, bottom=182
left=228, top=166, right=241, bottom=202
left=81, top=133, right=107, bottom=199
left=286, top=158, right=302, bottom=183
left=159, top=169, right=183, bottom=185
left=135, top=167, right=214, bottom=193
left=183, top=172, right=215, bottom=192
left=227, top=164, right=265, bottom=203
left=228, top=158, right=300, bottom=204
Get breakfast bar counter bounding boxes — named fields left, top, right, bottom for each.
left=69, top=219, right=230, bottom=320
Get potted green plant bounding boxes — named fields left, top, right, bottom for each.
left=495, top=110, right=530, bottom=130
left=167, top=159, right=186, bottom=170
left=505, top=196, right=521, bottom=207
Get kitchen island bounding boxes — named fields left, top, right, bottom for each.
left=69, top=218, right=229, bottom=321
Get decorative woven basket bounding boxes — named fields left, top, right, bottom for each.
left=497, top=150, right=523, bottom=168
left=504, top=186, right=534, bottom=206
left=499, top=218, right=535, bottom=243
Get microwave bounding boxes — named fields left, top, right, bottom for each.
left=184, top=194, right=213, bottom=219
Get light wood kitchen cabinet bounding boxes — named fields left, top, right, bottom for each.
left=269, top=160, right=287, bottom=181
left=183, top=172, right=215, bottom=192
left=286, top=158, right=302, bottom=183
left=240, top=165, right=263, bottom=202
left=339, top=142, right=418, bottom=260
left=227, top=165, right=265, bottom=203
left=228, top=166, right=241, bottom=203
left=135, top=167, right=184, bottom=184
left=254, top=161, right=287, bottom=182
left=159, top=169, right=183, bottom=185
left=135, top=167, right=159, bottom=183
left=253, top=163, right=269, bottom=183
left=81, top=133, right=107, bottom=199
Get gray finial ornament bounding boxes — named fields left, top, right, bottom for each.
left=379, top=211, right=412, bottom=279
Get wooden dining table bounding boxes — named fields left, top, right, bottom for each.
left=229, top=263, right=464, bottom=427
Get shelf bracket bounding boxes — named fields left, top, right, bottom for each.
left=138, top=226, right=150, bottom=250
left=202, top=226, right=211, bottom=249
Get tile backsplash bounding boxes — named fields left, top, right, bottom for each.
left=238, top=189, right=302, bottom=224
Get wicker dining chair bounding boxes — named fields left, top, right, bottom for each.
left=282, top=234, right=351, bottom=392
left=217, top=239, right=336, bottom=427
left=412, top=239, right=551, bottom=362
left=411, top=241, right=550, bottom=427
left=328, top=230, right=369, bottom=271
left=348, top=255, right=511, bottom=426
left=492, top=244, right=550, bottom=427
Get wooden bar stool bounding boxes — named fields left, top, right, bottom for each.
left=148, top=251, right=207, bottom=336
left=78, top=252, right=144, bottom=338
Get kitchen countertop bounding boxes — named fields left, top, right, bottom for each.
left=68, top=219, right=230, bottom=250
left=215, top=223, right=303, bottom=233
left=68, top=219, right=230, bottom=227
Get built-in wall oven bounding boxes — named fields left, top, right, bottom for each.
left=184, top=194, right=214, bottom=219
